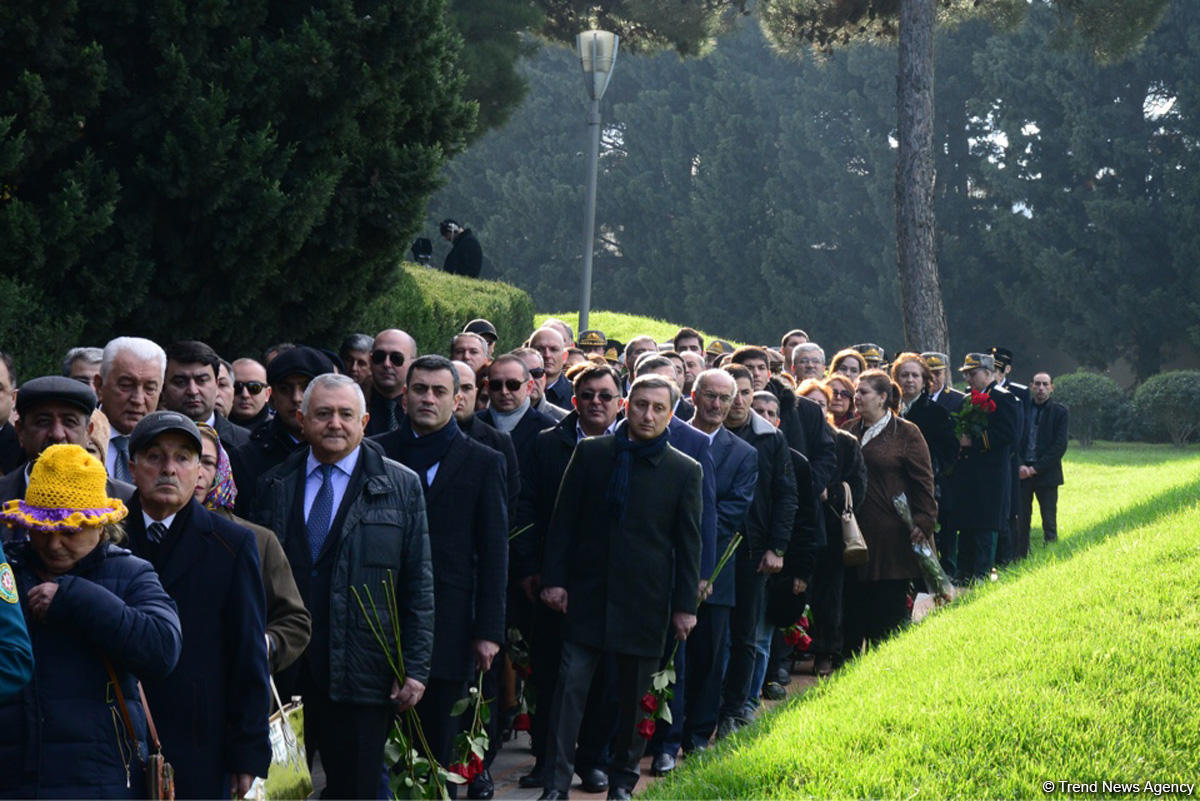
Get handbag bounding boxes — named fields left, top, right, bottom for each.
left=102, top=656, right=175, bottom=800
left=248, top=678, right=312, bottom=801
left=839, top=481, right=869, bottom=567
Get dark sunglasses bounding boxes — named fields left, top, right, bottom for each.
left=831, top=389, right=853, bottom=399
left=577, top=390, right=616, bottom=402
left=234, top=381, right=265, bottom=396
left=488, top=378, right=525, bottom=392
left=371, top=349, right=406, bottom=367
left=529, top=367, right=546, bottom=379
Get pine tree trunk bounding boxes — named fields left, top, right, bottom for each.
left=895, top=0, right=949, bottom=355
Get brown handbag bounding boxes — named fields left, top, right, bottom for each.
left=840, top=481, right=870, bottom=566
left=103, top=656, right=176, bottom=800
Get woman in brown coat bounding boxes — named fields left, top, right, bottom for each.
left=841, top=370, right=937, bottom=656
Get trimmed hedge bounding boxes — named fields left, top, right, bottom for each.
left=356, top=263, right=535, bottom=355
left=1133, top=370, right=1200, bottom=446
left=1052, top=370, right=1127, bottom=447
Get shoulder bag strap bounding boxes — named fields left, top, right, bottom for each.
left=101, top=654, right=139, bottom=746
left=137, top=682, right=164, bottom=754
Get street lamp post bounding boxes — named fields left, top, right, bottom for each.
left=576, top=29, right=618, bottom=333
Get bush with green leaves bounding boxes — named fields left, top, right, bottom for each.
left=355, top=264, right=534, bottom=355
left=1051, top=371, right=1126, bottom=447
left=1133, top=370, right=1200, bottom=447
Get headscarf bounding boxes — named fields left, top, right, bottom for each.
left=196, top=424, right=238, bottom=511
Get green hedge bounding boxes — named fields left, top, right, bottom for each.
left=355, top=263, right=535, bottom=355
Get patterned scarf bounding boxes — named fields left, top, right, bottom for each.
left=203, top=440, right=238, bottom=511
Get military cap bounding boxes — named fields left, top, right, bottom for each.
left=990, top=347, right=1014, bottom=369
left=15, top=376, right=98, bottom=418
left=706, top=339, right=733, bottom=356
left=463, top=319, right=498, bottom=343
left=959, top=352, right=995, bottom=373
left=267, top=345, right=336, bottom=385
left=921, top=352, right=950, bottom=372
left=853, top=343, right=885, bottom=365
left=129, top=410, right=203, bottom=457
left=578, top=329, right=607, bottom=349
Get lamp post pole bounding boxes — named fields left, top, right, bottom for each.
left=576, top=30, right=618, bottom=333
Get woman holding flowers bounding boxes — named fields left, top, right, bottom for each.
left=841, top=371, right=937, bottom=658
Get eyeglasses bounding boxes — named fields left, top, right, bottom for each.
left=831, top=389, right=853, bottom=399
left=577, top=390, right=616, bottom=402
left=234, top=381, right=265, bottom=396
left=529, top=367, right=546, bottom=379
left=371, top=350, right=406, bottom=367
left=488, top=378, right=524, bottom=392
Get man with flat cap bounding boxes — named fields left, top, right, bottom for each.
left=0, top=377, right=134, bottom=541
left=947, top=353, right=1019, bottom=583
left=463, top=319, right=499, bottom=359
left=235, top=345, right=335, bottom=511
left=124, top=411, right=270, bottom=799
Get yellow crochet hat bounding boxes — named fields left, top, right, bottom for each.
left=0, top=444, right=127, bottom=533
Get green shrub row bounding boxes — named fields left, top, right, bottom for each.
left=355, top=264, right=535, bottom=355
left=1054, top=369, right=1200, bottom=447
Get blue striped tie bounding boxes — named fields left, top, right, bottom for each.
left=307, top=464, right=334, bottom=563
left=111, top=435, right=132, bottom=483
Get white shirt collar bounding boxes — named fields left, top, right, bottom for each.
left=306, top=445, right=362, bottom=479
left=142, top=510, right=178, bottom=529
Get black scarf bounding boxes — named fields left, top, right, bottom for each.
left=605, top=419, right=671, bottom=520
left=394, top=417, right=462, bottom=487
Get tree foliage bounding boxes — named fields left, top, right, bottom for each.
left=1, top=0, right=474, bottom=372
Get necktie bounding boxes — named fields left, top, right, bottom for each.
left=307, top=464, right=334, bottom=563
left=111, top=435, right=132, bottom=483
left=384, top=398, right=398, bottom=432
left=147, top=522, right=168, bottom=543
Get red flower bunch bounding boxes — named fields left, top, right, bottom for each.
left=636, top=718, right=657, bottom=740
left=640, top=692, right=659, bottom=714
left=448, top=672, right=491, bottom=786
left=953, top=389, right=995, bottom=440
left=782, top=604, right=813, bottom=650
left=512, top=712, right=531, bottom=732
left=449, top=753, right=484, bottom=781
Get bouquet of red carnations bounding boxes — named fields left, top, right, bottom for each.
left=781, top=605, right=813, bottom=650
left=953, top=389, right=995, bottom=440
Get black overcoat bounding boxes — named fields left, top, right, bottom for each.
left=948, top=383, right=1020, bottom=532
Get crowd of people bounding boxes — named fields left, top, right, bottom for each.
left=0, top=319, right=1069, bottom=799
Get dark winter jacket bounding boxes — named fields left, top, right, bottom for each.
left=0, top=541, right=181, bottom=799
left=443, top=229, right=483, bottom=277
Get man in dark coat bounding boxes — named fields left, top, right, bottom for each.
left=252, top=373, right=434, bottom=799
left=0, top=377, right=135, bottom=544
left=122, top=411, right=270, bottom=799
left=673, top=369, right=757, bottom=754
left=161, top=340, right=251, bottom=453
left=716, top=364, right=797, bottom=737
left=948, top=354, right=1020, bottom=582
left=537, top=375, right=702, bottom=801
left=441, top=218, right=483, bottom=278
left=476, top=354, right=555, bottom=480
left=991, top=347, right=1029, bottom=565
left=453, top=360, right=520, bottom=520
left=363, top=329, right=419, bottom=437
left=924, top=352, right=966, bottom=413
left=512, top=362, right=623, bottom=791
left=1018, top=372, right=1069, bottom=550
left=234, top=345, right=335, bottom=513
left=373, top=356, right=508, bottom=793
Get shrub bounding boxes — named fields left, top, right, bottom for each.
left=355, top=264, right=535, bottom=355
left=1052, top=371, right=1125, bottom=447
left=1133, top=370, right=1200, bottom=447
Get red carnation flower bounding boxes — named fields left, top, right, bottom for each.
left=799, top=614, right=811, bottom=631
left=784, top=628, right=802, bottom=647
left=513, top=713, right=532, bottom=732
left=468, top=753, right=484, bottom=780
left=796, top=631, right=813, bottom=651
left=985, top=399, right=996, bottom=413
left=640, top=692, right=659, bottom=714
left=449, top=763, right=470, bottom=780
left=637, top=718, right=657, bottom=740
left=905, top=594, right=914, bottom=611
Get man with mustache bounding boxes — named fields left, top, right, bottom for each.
left=122, top=411, right=270, bottom=799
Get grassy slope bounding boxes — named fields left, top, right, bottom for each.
left=534, top=311, right=743, bottom=349
left=644, top=443, right=1200, bottom=799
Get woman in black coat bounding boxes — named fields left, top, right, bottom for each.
left=797, top=379, right=868, bottom=677
left=0, top=445, right=181, bottom=799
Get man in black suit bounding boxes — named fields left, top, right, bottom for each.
left=452, top=360, right=520, bottom=520
left=1018, top=372, right=1069, bottom=549
left=374, top=355, right=508, bottom=791
left=123, top=411, right=270, bottom=799
left=476, top=354, right=555, bottom=480
left=991, top=347, right=1029, bottom=565
left=513, top=361, right=623, bottom=791
left=162, top=340, right=251, bottom=453
left=0, top=377, right=135, bottom=541
left=537, top=375, right=702, bottom=801
left=364, top=328, right=419, bottom=436
left=252, top=373, right=434, bottom=799
left=948, top=354, right=1020, bottom=583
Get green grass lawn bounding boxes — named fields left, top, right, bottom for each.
left=643, top=443, right=1200, bottom=799
left=534, top=311, right=744, bottom=349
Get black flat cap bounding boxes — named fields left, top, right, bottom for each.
left=16, top=376, right=98, bottom=417
left=129, top=411, right=203, bottom=456
left=462, top=319, right=498, bottom=343
left=267, top=345, right=336, bottom=385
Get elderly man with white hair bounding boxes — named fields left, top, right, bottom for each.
left=93, top=336, right=166, bottom=483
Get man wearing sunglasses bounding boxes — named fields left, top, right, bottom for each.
left=230, top=357, right=272, bottom=429
left=476, top=354, right=555, bottom=485
left=364, top=328, right=418, bottom=437
left=513, top=347, right=568, bottom=423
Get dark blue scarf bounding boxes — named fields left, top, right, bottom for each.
left=605, top=419, right=671, bottom=520
left=394, top=417, right=462, bottom=487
